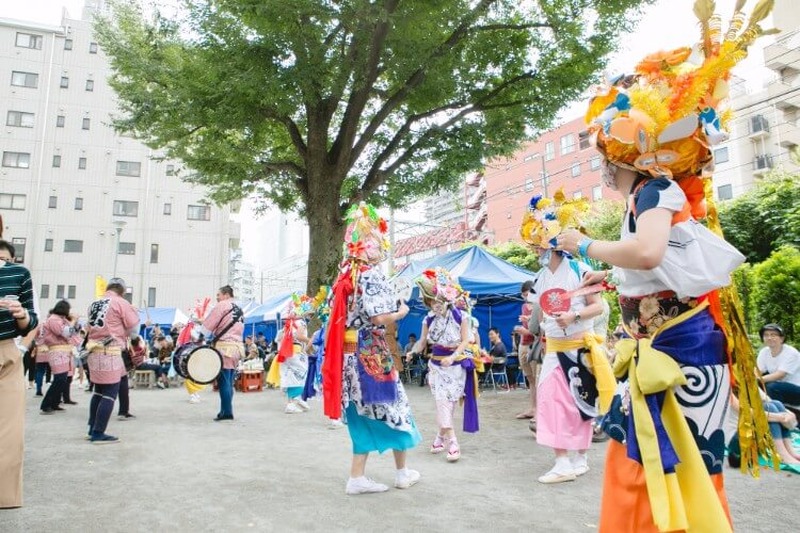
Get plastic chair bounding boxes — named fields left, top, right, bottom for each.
left=487, top=357, right=509, bottom=393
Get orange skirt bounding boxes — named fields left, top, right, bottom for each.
left=599, top=440, right=732, bottom=532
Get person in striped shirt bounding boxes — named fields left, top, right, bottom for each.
left=0, top=239, right=39, bottom=508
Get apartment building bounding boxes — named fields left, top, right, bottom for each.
left=1, top=12, right=238, bottom=313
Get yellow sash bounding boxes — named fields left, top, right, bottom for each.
left=431, top=351, right=482, bottom=402
left=266, top=344, right=301, bottom=387
left=545, top=333, right=615, bottom=414
left=613, top=301, right=731, bottom=533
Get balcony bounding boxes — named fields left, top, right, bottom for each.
left=470, top=204, right=487, bottom=231
left=774, top=121, right=800, bottom=150
left=752, top=154, right=774, bottom=177
left=765, top=36, right=800, bottom=74
left=748, top=115, right=770, bottom=140
left=767, top=80, right=800, bottom=112
left=466, top=179, right=486, bottom=209
left=466, top=172, right=484, bottom=187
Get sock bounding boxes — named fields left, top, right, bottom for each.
left=572, top=453, right=587, bottom=468
left=554, top=455, right=572, bottom=473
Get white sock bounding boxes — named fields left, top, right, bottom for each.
left=572, top=453, right=587, bottom=467
left=396, top=467, right=408, bottom=475
left=554, top=456, right=572, bottom=473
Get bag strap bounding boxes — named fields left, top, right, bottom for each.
left=211, top=306, right=240, bottom=347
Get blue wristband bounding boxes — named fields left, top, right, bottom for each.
left=578, top=237, right=594, bottom=258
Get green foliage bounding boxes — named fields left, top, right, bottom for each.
left=602, top=290, right=621, bottom=333
left=582, top=198, right=626, bottom=270
left=752, top=245, right=800, bottom=343
left=95, top=0, right=655, bottom=291
left=730, top=262, right=755, bottom=333
left=488, top=241, right=540, bottom=272
left=718, top=172, right=800, bottom=263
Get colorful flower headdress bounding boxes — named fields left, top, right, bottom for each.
left=343, top=202, right=390, bottom=264
left=585, top=0, right=776, bottom=182
left=312, top=285, right=332, bottom=323
left=519, top=189, right=590, bottom=249
left=415, top=267, right=464, bottom=304
left=285, top=292, right=315, bottom=319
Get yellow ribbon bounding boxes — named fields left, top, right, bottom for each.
left=613, top=301, right=731, bottom=533
left=545, top=333, right=616, bottom=414
left=431, top=351, right=481, bottom=403
left=184, top=379, right=205, bottom=394
left=266, top=344, right=301, bottom=387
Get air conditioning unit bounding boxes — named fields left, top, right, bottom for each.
left=753, top=154, right=774, bottom=171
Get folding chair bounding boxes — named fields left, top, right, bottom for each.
left=488, top=357, right=509, bottom=393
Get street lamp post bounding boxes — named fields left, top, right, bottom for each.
left=112, top=220, right=127, bottom=278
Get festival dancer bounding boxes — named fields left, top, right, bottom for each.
left=414, top=268, right=480, bottom=462
left=85, top=278, right=139, bottom=443
left=323, top=202, right=421, bottom=495
left=558, top=4, right=777, bottom=530
left=519, top=192, right=608, bottom=483
left=267, top=293, right=313, bottom=414
left=302, top=287, right=330, bottom=402
left=39, top=300, right=79, bottom=414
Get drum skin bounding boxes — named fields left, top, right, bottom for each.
left=173, top=343, right=223, bottom=384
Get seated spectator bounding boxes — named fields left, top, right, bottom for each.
left=757, top=323, right=800, bottom=407
left=487, top=327, right=511, bottom=389
left=152, top=335, right=174, bottom=379
left=131, top=336, right=168, bottom=389
left=244, top=336, right=260, bottom=361
left=728, top=388, right=800, bottom=467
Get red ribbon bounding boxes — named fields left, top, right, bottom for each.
left=322, top=270, right=355, bottom=421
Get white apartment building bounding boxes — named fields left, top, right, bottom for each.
left=1, top=11, right=238, bottom=313
left=713, top=2, right=800, bottom=200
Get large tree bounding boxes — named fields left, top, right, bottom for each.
left=96, top=0, right=653, bottom=293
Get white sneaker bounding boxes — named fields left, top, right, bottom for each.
left=285, top=402, right=303, bottom=414
left=394, top=469, right=421, bottom=489
left=294, top=398, right=310, bottom=412
left=188, top=394, right=201, bottom=404
left=537, top=469, right=577, bottom=484
left=345, top=477, right=389, bottom=495
left=327, top=419, right=344, bottom=429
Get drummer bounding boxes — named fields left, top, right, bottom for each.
left=520, top=192, right=605, bottom=484
left=199, top=285, right=244, bottom=422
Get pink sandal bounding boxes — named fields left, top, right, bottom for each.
left=430, top=434, right=446, bottom=454
left=446, top=439, right=460, bottom=462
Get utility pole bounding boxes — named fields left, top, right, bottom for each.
left=388, top=207, right=395, bottom=274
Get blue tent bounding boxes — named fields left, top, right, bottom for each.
left=243, top=292, right=293, bottom=342
left=138, top=307, right=190, bottom=338
left=393, top=246, right=539, bottom=351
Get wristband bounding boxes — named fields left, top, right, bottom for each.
left=578, top=237, right=594, bottom=258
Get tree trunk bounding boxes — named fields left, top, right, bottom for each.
left=305, top=190, right=346, bottom=297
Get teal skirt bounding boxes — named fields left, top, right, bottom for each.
left=286, top=386, right=303, bottom=399
left=345, top=402, right=422, bottom=455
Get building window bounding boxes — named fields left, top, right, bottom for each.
left=571, top=161, right=581, bottom=178
left=166, top=164, right=175, bottom=176
left=116, top=161, right=141, bottom=177
left=44, top=238, right=53, bottom=251
left=147, top=287, right=157, bottom=307
left=56, top=285, right=65, bottom=299
left=56, top=115, right=65, bottom=127
left=714, top=147, right=729, bottom=164
left=67, top=285, right=76, bottom=299
left=187, top=205, right=211, bottom=221
left=578, top=131, right=591, bottom=150
left=89, top=42, right=98, bottom=54
left=2, top=152, right=31, bottom=168
left=75, top=197, right=83, bottom=210
left=113, top=200, right=139, bottom=217
left=0, top=193, right=27, bottom=210
left=560, top=134, right=575, bottom=155
left=60, top=76, right=69, bottom=88
left=64, top=38, right=73, bottom=50
left=544, top=141, right=555, bottom=161
left=64, top=240, right=83, bottom=253
left=11, top=71, right=39, bottom=88
left=118, top=242, right=136, bottom=255
left=590, top=156, right=601, bottom=171
left=525, top=177, right=534, bottom=191
left=78, top=157, right=87, bottom=169
left=718, top=184, right=733, bottom=200
left=40, top=284, right=50, bottom=298
left=15, top=32, right=43, bottom=50
left=52, top=155, right=61, bottom=167
left=48, top=196, right=58, bottom=209
left=150, top=243, right=159, bottom=264
left=82, top=117, right=91, bottom=130
left=572, top=190, right=583, bottom=199
left=85, top=79, right=94, bottom=92
left=592, top=185, right=602, bottom=201
left=7, top=110, right=35, bottom=128
left=163, top=203, right=172, bottom=215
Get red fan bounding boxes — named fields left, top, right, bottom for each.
left=539, top=284, right=606, bottom=315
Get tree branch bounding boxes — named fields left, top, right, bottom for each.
left=348, top=0, right=499, bottom=167
left=469, top=22, right=552, bottom=32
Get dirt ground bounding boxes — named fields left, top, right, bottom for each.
left=0, top=380, right=794, bottom=532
